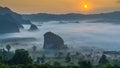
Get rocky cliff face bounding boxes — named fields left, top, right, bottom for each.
left=43, top=32, right=67, bottom=50
left=29, top=24, right=38, bottom=31
left=0, top=14, right=20, bottom=33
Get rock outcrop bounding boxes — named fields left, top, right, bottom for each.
left=0, top=14, right=20, bottom=33
left=43, top=32, right=67, bottom=50
left=29, top=24, right=38, bottom=31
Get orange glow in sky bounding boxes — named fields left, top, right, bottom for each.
left=0, top=0, right=120, bottom=14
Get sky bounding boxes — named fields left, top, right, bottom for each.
left=0, top=0, right=120, bottom=14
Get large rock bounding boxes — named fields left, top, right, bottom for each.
left=0, top=6, right=31, bottom=28
left=43, top=32, right=67, bottom=50
left=29, top=24, right=38, bottom=31
left=0, top=14, right=20, bottom=33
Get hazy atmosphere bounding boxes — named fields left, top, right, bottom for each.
left=0, top=0, right=120, bottom=68
left=0, top=0, right=120, bottom=14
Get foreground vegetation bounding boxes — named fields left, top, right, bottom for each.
left=0, top=45, right=120, bottom=68
left=0, top=62, right=120, bottom=68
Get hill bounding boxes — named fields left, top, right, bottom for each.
left=23, top=11, right=120, bottom=23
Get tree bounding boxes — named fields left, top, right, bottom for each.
left=78, top=61, right=92, bottom=68
left=6, top=44, right=11, bottom=52
left=10, top=49, right=32, bottom=65
left=53, top=61, right=61, bottom=67
left=36, top=57, right=40, bottom=64
left=1, top=48, right=7, bottom=61
left=65, top=52, right=71, bottom=63
left=99, top=54, right=109, bottom=65
left=106, top=63, right=114, bottom=68
left=0, top=56, right=3, bottom=63
left=32, top=45, right=37, bottom=52
left=40, top=54, right=45, bottom=63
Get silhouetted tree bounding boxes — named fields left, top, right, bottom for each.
left=58, top=52, right=63, bottom=58
left=40, top=54, right=45, bottom=63
left=0, top=56, right=3, bottom=63
left=6, top=44, right=11, bottom=52
left=36, top=57, right=40, bottom=64
left=10, top=49, right=32, bottom=65
left=65, top=52, right=71, bottom=63
left=2, top=48, right=7, bottom=61
left=32, top=45, right=37, bottom=52
left=53, top=61, right=61, bottom=67
left=76, top=52, right=80, bottom=56
left=78, top=61, right=92, bottom=68
left=38, top=63, right=51, bottom=68
left=106, top=63, right=114, bottom=68
left=99, top=54, right=109, bottom=65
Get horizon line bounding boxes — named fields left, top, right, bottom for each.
left=1, top=6, right=120, bottom=15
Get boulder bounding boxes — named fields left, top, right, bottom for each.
left=29, top=24, right=38, bottom=31
left=43, top=32, right=67, bottom=50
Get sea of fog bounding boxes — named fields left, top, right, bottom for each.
left=0, top=21, right=120, bottom=51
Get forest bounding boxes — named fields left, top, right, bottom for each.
left=0, top=44, right=120, bottom=68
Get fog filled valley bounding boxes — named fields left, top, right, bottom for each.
left=1, top=21, right=120, bottom=65
left=0, top=6, right=120, bottom=67
left=1, top=21, right=120, bottom=51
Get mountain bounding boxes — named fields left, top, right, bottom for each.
left=0, top=6, right=31, bottom=28
left=86, top=11, right=120, bottom=23
left=0, top=14, right=20, bottom=33
left=23, top=13, right=85, bottom=22
left=23, top=11, right=120, bottom=23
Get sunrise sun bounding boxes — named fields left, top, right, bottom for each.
left=79, top=1, right=92, bottom=11
left=84, top=4, right=88, bottom=9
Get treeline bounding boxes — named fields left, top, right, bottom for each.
left=0, top=45, right=120, bottom=68
left=0, top=62, right=120, bottom=68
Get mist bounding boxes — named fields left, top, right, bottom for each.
left=0, top=21, right=120, bottom=51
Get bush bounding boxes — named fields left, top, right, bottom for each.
left=10, top=49, right=32, bottom=65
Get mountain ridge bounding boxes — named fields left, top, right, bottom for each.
left=22, top=11, right=120, bottom=23
left=0, top=6, right=31, bottom=27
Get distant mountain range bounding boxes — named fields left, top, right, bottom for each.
left=23, top=11, right=120, bottom=23
left=0, top=6, right=120, bottom=33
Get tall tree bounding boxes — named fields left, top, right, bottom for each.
left=99, top=54, right=109, bottom=65
left=78, top=61, right=92, bottom=68
left=32, top=45, right=37, bottom=52
left=53, top=61, right=61, bottom=67
left=10, top=49, right=32, bottom=65
left=65, top=52, right=71, bottom=63
left=40, top=54, right=45, bottom=63
left=6, top=44, right=11, bottom=52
